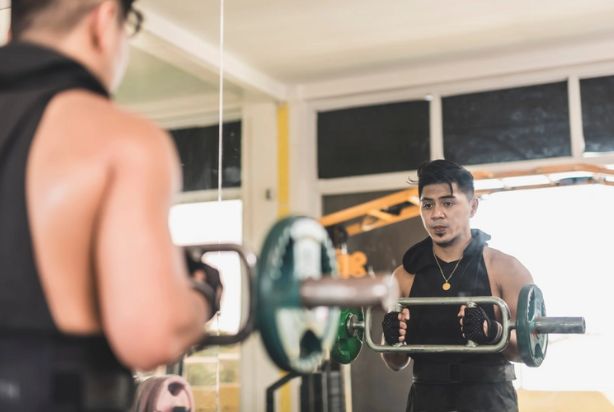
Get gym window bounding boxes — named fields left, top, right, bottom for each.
left=169, top=199, right=243, bottom=410
left=317, top=100, right=430, bottom=179
left=472, top=185, right=613, bottom=402
left=580, top=75, right=614, bottom=154
left=170, top=122, right=242, bottom=192
left=442, top=82, right=572, bottom=165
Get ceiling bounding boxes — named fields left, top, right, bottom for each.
left=4, top=1, right=614, bottom=107
left=0, top=5, right=218, bottom=108
left=142, top=0, right=614, bottom=83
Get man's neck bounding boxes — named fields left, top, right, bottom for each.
left=432, top=230, right=472, bottom=262
left=19, top=32, right=109, bottom=91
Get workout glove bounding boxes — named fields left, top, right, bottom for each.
left=382, top=311, right=403, bottom=345
left=184, top=249, right=224, bottom=319
left=462, top=306, right=502, bottom=344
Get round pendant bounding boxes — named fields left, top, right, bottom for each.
left=442, top=282, right=451, bottom=291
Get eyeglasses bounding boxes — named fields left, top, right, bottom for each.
left=118, top=0, right=143, bottom=38
left=124, top=6, right=144, bottom=38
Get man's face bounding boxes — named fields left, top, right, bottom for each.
left=419, top=182, right=477, bottom=247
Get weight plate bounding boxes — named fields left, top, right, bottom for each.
left=331, top=308, right=364, bottom=364
left=517, top=284, right=548, bottom=367
left=257, top=216, right=339, bottom=374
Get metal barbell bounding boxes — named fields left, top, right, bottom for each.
left=332, top=284, right=585, bottom=367
left=186, top=216, right=400, bottom=374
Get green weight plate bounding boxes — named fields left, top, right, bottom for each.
left=331, top=308, right=364, bottom=364
left=517, top=284, right=548, bottom=367
left=257, top=216, right=340, bottom=374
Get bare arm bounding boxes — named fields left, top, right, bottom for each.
left=489, top=250, right=534, bottom=362
left=96, top=120, right=208, bottom=370
left=381, top=265, right=413, bottom=371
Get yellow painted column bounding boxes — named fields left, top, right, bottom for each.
left=277, top=102, right=292, bottom=412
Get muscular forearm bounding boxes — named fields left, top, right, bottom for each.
left=106, top=282, right=209, bottom=370
left=165, top=286, right=209, bottom=359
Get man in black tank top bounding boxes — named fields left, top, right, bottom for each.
left=1, top=1, right=221, bottom=411
left=381, top=160, right=534, bottom=412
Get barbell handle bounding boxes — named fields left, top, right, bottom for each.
left=364, top=296, right=512, bottom=353
left=300, top=275, right=400, bottom=311
left=532, top=317, right=586, bottom=334
left=188, top=243, right=257, bottom=349
left=465, top=301, right=479, bottom=348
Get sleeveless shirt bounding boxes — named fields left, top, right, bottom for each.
left=403, top=229, right=509, bottom=366
left=0, top=41, right=127, bottom=375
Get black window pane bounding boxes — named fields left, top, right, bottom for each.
left=580, top=75, right=614, bottom=153
left=317, top=101, right=430, bottom=179
left=170, top=122, right=241, bottom=192
left=443, top=82, right=571, bottom=165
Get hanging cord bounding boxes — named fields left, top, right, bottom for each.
left=214, top=1, right=225, bottom=411
left=217, top=0, right=225, bottom=205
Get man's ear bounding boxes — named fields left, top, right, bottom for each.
left=470, top=196, right=479, bottom=218
left=88, top=0, right=121, bottom=51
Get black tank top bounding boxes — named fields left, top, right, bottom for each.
left=0, top=42, right=128, bottom=377
left=402, top=229, right=508, bottom=366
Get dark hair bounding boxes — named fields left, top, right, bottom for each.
left=118, top=0, right=136, bottom=18
left=415, top=159, right=474, bottom=198
left=11, top=0, right=136, bottom=39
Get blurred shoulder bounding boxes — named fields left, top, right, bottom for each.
left=484, top=246, right=533, bottom=284
left=48, top=89, right=175, bottom=159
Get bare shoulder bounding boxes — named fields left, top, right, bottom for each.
left=49, top=90, right=169, bottom=138
left=392, top=265, right=415, bottom=297
left=484, top=246, right=534, bottom=286
left=47, top=90, right=178, bottom=168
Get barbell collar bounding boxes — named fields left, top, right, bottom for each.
left=300, top=275, right=400, bottom=311
left=532, top=317, right=586, bottom=334
left=348, top=316, right=365, bottom=334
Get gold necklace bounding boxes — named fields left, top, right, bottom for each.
left=432, top=249, right=463, bottom=291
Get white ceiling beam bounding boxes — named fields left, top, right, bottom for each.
left=296, top=34, right=614, bottom=101
left=119, top=93, right=242, bottom=129
left=135, top=6, right=289, bottom=101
